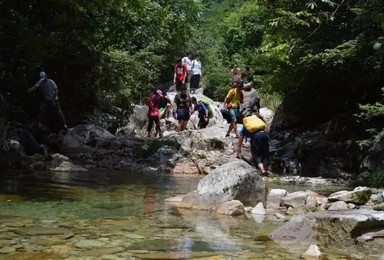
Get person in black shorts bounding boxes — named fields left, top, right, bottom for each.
left=174, top=86, right=192, bottom=132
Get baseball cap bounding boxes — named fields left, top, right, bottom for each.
left=39, top=71, right=46, bottom=80
left=156, top=89, right=163, bottom=97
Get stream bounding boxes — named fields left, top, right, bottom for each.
left=0, top=170, right=366, bottom=259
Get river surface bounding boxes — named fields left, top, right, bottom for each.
left=0, top=170, right=373, bottom=259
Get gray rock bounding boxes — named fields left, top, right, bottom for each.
left=270, top=209, right=384, bottom=246
left=252, top=202, right=266, bottom=215
left=281, top=191, right=308, bottom=208
left=328, top=201, right=349, bottom=211
left=266, top=189, right=287, bottom=209
left=328, top=186, right=372, bottom=205
left=216, top=200, right=245, bottom=216
left=179, top=160, right=265, bottom=210
left=348, top=203, right=356, bottom=209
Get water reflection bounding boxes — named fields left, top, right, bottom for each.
left=0, top=170, right=370, bottom=259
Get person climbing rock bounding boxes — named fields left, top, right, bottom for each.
left=236, top=113, right=270, bottom=175
left=225, top=79, right=243, bottom=138
left=145, top=89, right=163, bottom=137
left=174, top=58, right=188, bottom=92
left=27, top=71, right=68, bottom=133
left=191, top=97, right=209, bottom=129
left=230, top=63, right=241, bottom=82
left=174, top=86, right=193, bottom=132
left=240, top=66, right=260, bottom=116
left=159, top=90, right=172, bottom=119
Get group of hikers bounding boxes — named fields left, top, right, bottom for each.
left=146, top=56, right=270, bottom=174
left=27, top=53, right=269, bottom=174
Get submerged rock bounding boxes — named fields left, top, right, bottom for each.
left=266, top=189, right=287, bottom=209
left=269, top=209, right=384, bottom=246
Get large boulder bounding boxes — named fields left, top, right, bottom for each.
left=269, top=209, right=384, bottom=246
left=179, top=160, right=265, bottom=210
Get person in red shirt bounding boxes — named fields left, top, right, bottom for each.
left=173, top=58, right=187, bottom=92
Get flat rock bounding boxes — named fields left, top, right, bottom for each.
left=74, top=239, right=105, bottom=249
left=281, top=191, right=308, bottom=208
left=328, top=186, right=372, bottom=205
left=328, top=201, right=349, bottom=211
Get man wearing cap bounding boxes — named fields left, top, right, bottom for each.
left=28, top=71, right=67, bottom=133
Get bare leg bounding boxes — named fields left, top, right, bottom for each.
left=232, top=120, right=239, bottom=138
left=226, top=121, right=234, bottom=136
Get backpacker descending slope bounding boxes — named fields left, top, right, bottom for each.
left=236, top=113, right=270, bottom=175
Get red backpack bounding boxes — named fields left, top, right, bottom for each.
left=146, top=94, right=159, bottom=117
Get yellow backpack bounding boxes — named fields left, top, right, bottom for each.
left=243, top=115, right=266, bottom=133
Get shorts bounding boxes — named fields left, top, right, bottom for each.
left=176, top=82, right=185, bottom=92
left=229, top=108, right=240, bottom=120
left=176, top=109, right=190, bottom=121
left=251, top=131, right=270, bottom=165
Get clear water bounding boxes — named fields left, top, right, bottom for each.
left=0, top=170, right=379, bottom=259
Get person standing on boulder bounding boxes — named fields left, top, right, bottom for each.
left=190, top=54, right=202, bottom=94
left=174, top=86, right=193, bottom=132
left=225, top=79, right=243, bottom=138
left=182, top=52, right=193, bottom=92
left=174, top=58, right=187, bottom=92
left=27, top=71, right=68, bottom=133
left=191, top=97, right=209, bottom=129
left=145, top=89, right=163, bottom=137
left=236, top=113, right=270, bottom=175
left=240, top=66, right=260, bottom=116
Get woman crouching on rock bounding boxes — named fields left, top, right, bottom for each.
left=236, top=113, right=270, bottom=175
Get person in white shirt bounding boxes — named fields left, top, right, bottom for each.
left=182, top=52, right=193, bottom=92
left=190, top=54, right=202, bottom=94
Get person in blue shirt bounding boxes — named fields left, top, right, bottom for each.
left=191, top=97, right=209, bottom=129
left=236, top=114, right=270, bottom=174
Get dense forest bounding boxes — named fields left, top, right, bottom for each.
left=1, top=0, right=383, bottom=169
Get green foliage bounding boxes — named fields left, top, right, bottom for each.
left=356, top=88, right=384, bottom=148
left=364, top=170, right=384, bottom=188
left=0, top=0, right=201, bottom=131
